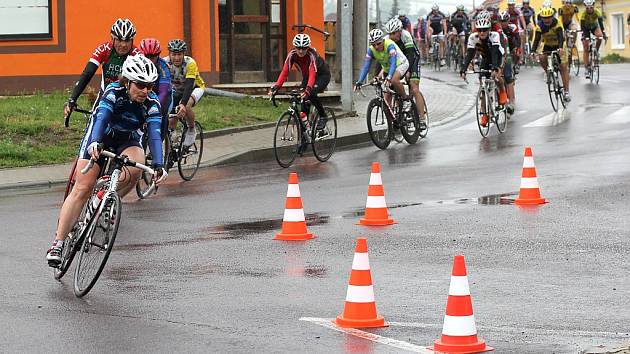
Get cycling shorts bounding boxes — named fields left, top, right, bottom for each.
left=173, top=87, right=204, bottom=108
left=580, top=27, right=600, bottom=41
left=408, top=57, right=421, bottom=82
left=395, top=60, right=410, bottom=78
left=503, top=56, right=514, bottom=84
left=78, top=128, right=142, bottom=166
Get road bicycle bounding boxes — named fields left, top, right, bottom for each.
left=54, top=146, right=155, bottom=297
left=541, top=50, right=567, bottom=112
left=270, top=90, right=337, bottom=168
left=447, top=34, right=464, bottom=72
left=63, top=107, right=93, bottom=201
left=523, top=28, right=536, bottom=68
left=467, top=69, right=508, bottom=137
left=357, top=77, right=427, bottom=150
left=584, top=34, right=603, bottom=84
left=566, top=29, right=580, bottom=76
left=430, top=35, right=442, bottom=71
left=136, top=114, right=204, bottom=198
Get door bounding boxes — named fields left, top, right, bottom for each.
left=233, top=0, right=269, bottom=83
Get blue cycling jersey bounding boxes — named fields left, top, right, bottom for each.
left=88, top=82, right=164, bottom=167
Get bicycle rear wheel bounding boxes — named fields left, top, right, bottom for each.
left=547, top=72, right=559, bottom=112
left=571, top=47, right=580, bottom=76
left=366, top=98, right=392, bottom=150
left=418, top=91, right=429, bottom=139
left=178, top=121, right=203, bottom=181
left=74, top=192, right=121, bottom=297
left=311, top=108, right=337, bottom=162
left=273, top=112, right=301, bottom=167
left=495, top=108, right=508, bottom=133
left=54, top=207, right=88, bottom=280
left=400, top=102, right=420, bottom=144
left=63, top=158, right=78, bottom=201
left=476, top=89, right=490, bottom=137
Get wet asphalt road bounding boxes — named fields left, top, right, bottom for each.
left=2, top=65, right=630, bottom=353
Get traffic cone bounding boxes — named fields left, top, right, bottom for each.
left=514, top=147, right=547, bottom=205
left=274, top=172, right=315, bottom=241
left=335, top=237, right=388, bottom=328
left=433, top=255, right=493, bottom=353
left=359, top=162, right=395, bottom=226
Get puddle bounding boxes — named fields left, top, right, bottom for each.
left=477, top=192, right=518, bottom=205
left=211, top=213, right=330, bottom=234
left=303, top=265, right=328, bottom=278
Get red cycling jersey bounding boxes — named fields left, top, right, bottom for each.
left=274, top=48, right=319, bottom=91
left=89, top=41, right=141, bottom=91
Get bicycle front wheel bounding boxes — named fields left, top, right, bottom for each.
left=571, top=47, right=580, bottom=76
left=400, top=101, right=420, bottom=144
left=178, top=121, right=203, bottom=181
left=136, top=134, right=157, bottom=199
left=74, top=193, right=121, bottom=297
left=418, top=91, right=429, bottom=139
left=496, top=108, right=508, bottom=133
left=366, top=98, right=392, bottom=150
left=312, top=108, right=337, bottom=162
left=547, top=72, right=559, bottom=112
left=594, top=62, right=600, bottom=84
left=273, top=112, right=301, bottom=168
left=476, top=89, right=490, bottom=137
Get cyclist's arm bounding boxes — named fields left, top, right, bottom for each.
left=462, top=47, right=476, bottom=71
left=386, top=44, right=398, bottom=79
left=69, top=62, right=98, bottom=102
left=179, top=78, right=195, bottom=106
left=156, top=65, right=172, bottom=109
left=146, top=101, right=164, bottom=168
left=357, top=50, right=374, bottom=83
left=556, top=26, right=565, bottom=48
left=490, top=45, right=501, bottom=69
left=305, top=53, right=317, bottom=95
left=532, top=29, right=542, bottom=52
left=273, top=52, right=293, bottom=89
left=597, top=15, right=605, bottom=33
left=520, top=14, right=527, bottom=30
left=88, top=92, right=115, bottom=144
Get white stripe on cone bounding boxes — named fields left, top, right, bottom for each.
left=366, top=196, right=387, bottom=208
left=351, top=252, right=370, bottom=270
left=522, top=156, right=535, bottom=168
left=448, top=276, right=471, bottom=296
left=369, top=173, right=383, bottom=185
left=283, top=208, right=306, bottom=222
left=520, top=177, right=540, bottom=189
left=345, top=285, right=376, bottom=303
left=286, top=184, right=301, bottom=197
left=442, top=315, right=477, bottom=336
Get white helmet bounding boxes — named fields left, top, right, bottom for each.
left=432, top=3, right=440, bottom=10
left=542, top=0, right=552, bottom=8
left=368, top=29, right=384, bottom=44
left=476, top=17, right=492, bottom=29
left=122, top=55, right=158, bottom=83
left=292, top=33, right=311, bottom=48
left=111, top=18, right=136, bottom=41
left=477, top=11, right=492, bottom=20
left=507, top=0, right=516, bottom=4
left=384, top=18, right=403, bottom=34
left=583, top=0, right=595, bottom=5
left=456, top=4, right=465, bottom=11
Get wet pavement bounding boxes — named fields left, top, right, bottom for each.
left=2, top=64, right=630, bottom=353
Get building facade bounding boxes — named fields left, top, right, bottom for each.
left=0, top=0, right=325, bottom=94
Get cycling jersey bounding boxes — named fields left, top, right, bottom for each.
left=533, top=17, right=564, bottom=51
left=507, top=7, right=523, bottom=28
left=415, top=20, right=427, bottom=38
left=274, top=48, right=329, bottom=93
left=153, top=57, right=172, bottom=113
left=521, top=6, right=536, bottom=24
left=502, top=23, right=522, bottom=51
left=427, top=11, right=447, bottom=34
left=450, top=12, right=470, bottom=33
left=164, top=55, right=206, bottom=94
left=386, top=29, right=420, bottom=80
left=580, top=8, right=603, bottom=29
left=80, top=82, right=163, bottom=167
left=358, top=39, right=408, bottom=83
left=558, top=5, right=579, bottom=26
left=462, top=31, right=504, bottom=70
left=89, top=42, right=142, bottom=91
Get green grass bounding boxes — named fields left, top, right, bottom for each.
left=0, top=92, right=285, bottom=168
left=601, top=53, right=628, bottom=64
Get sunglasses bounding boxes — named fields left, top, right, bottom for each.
left=478, top=28, right=490, bottom=32
left=145, top=53, right=160, bottom=59
left=374, top=41, right=384, bottom=46
left=132, top=81, right=154, bottom=90
left=296, top=47, right=308, bottom=51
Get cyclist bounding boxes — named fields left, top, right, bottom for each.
left=164, top=39, right=205, bottom=148
left=268, top=33, right=331, bottom=130
left=415, top=17, right=429, bottom=64
left=46, top=56, right=167, bottom=267
left=507, top=0, right=526, bottom=65
left=520, top=0, right=537, bottom=45
left=64, top=19, right=141, bottom=117
left=449, top=5, right=471, bottom=65
left=532, top=7, right=571, bottom=102
left=384, top=18, right=426, bottom=122
left=536, top=0, right=557, bottom=22
left=354, top=29, right=410, bottom=109
left=558, top=0, right=579, bottom=63
left=140, top=38, right=172, bottom=141
left=398, top=13, right=413, bottom=33
left=500, top=11, right=521, bottom=113
left=579, top=0, right=606, bottom=79
left=460, top=16, right=507, bottom=127
left=426, top=4, right=448, bottom=66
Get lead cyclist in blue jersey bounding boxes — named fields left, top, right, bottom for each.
left=47, top=55, right=168, bottom=267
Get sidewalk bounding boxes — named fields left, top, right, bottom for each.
left=0, top=75, right=474, bottom=191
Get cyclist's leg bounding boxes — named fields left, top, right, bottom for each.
left=391, top=61, right=410, bottom=99
left=439, top=33, right=446, bottom=60
left=503, top=55, right=515, bottom=104
left=581, top=30, right=591, bottom=68
left=161, top=92, right=173, bottom=142
left=170, top=92, right=183, bottom=130
left=558, top=50, right=570, bottom=93
left=408, top=59, right=424, bottom=117
left=184, top=87, right=203, bottom=128
left=115, top=145, right=145, bottom=198
left=594, top=27, right=603, bottom=52
left=311, top=73, right=331, bottom=128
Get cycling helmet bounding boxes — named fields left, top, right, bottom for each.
left=522, top=0, right=530, bottom=3
left=111, top=18, right=136, bottom=41
left=456, top=4, right=465, bottom=11
left=476, top=17, right=492, bottom=29
left=368, top=29, right=384, bottom=44
left=432, top=3, right=439, bottom=10
left=507, top=0, right=516, bottom=5
left=542, top=0, right=552, bottom=8
left=384, top=18, right=403, bottom=33
left=477, top=11, right=492, bottom=21
left=140, top=38, right=161, bottom=56
left=539, top=7, right=555, bottom=17
left=167, top=39, right=187, bottom=52
left=292, top=33, right=311, bottom=48
left=122, top=55, right=158, bottom=83
left=499, top=11, right=510, bottom=21
left=583, top=0, right=595, bottom=6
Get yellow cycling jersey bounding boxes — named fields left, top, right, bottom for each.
left=535, top=17, right=564, bottom=47
left=558, top=5, right=579, bottom=24
left=164, top=55, right=206, bottom=93
left=579, top=8, right=603, bottom=28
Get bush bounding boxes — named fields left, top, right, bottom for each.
left=601, top=53, right=628, bottom=64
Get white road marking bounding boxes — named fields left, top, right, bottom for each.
left=607, top=106, right=630, bottom=124
left=299, top=317, right=434, bottom=353
left=523, top=110, right=570, bottom=127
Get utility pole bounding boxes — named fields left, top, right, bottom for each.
left=353, top=0, right=368, bottom=82
left=376, top=0, right=381, bottom=28
left=340, top=1, right=354, bottom=112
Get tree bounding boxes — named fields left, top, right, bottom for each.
left=390, top=0, right=400, bottom=18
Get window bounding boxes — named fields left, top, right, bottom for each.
left=610, top=13, right=625, bottom=49
left=0, top=0, right=52, bottom=40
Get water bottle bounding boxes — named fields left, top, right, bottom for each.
left=87, top=189, right=105, bottom=219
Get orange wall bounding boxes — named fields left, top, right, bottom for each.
left=285, top=0, right=325, bottom=54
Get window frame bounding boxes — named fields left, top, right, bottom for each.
left=610, top=12, right=626, bottom=50
left=0, top=0, right=53, bottom=41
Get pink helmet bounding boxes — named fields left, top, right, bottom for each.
left=140, top=38, right=161, bottom=56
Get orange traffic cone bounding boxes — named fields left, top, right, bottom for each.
left=335, top=237, right=388, bottom=328
left=433, top=255, right=493, bottom=353
left=274, top=172, right=316, bottom=241
left=515, top=147, right=547, bottom=205
left=359, top=162, right=395, bottom=226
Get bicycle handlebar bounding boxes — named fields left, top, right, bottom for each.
left=64, top=108, right=92, bottom=128
left=81, top=147, right=155, bottom=176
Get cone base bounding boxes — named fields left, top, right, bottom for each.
left=514, top=197, right=547, bottom=205
left=334, top=314, right=388, bottom=328
left=358, top=218, right=395, bottom=226
left=433, top=338, right=493, bottom=353
left=273, top=232, right=316, bottom=241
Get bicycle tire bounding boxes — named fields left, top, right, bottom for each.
left=53, top=208, right=87, bottom=280
left=366, top=98, right=392, bottom=150
left=547, top=72, right=559, bottom=112
left=178, top=121, right=203, bottom=181
left=73, top=192, right=121, bottom=297
left=135, top=134, right=156, bottom=199
left=571, top=47, right=580, bottom=76
left=311, top=108, right=337, bottom=162
left=400, top=101, right=420, bottom=144
left=476, top=88, right=490, bottom=137
left=594, top=61, right=599, bottom=84
left=418, top=91, right=429, bottom=139
left=273, top=111, right=301, bottom=167
left=63, top=158, right=78, bottom=201
left=496, top=108, right=508, bottom=133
